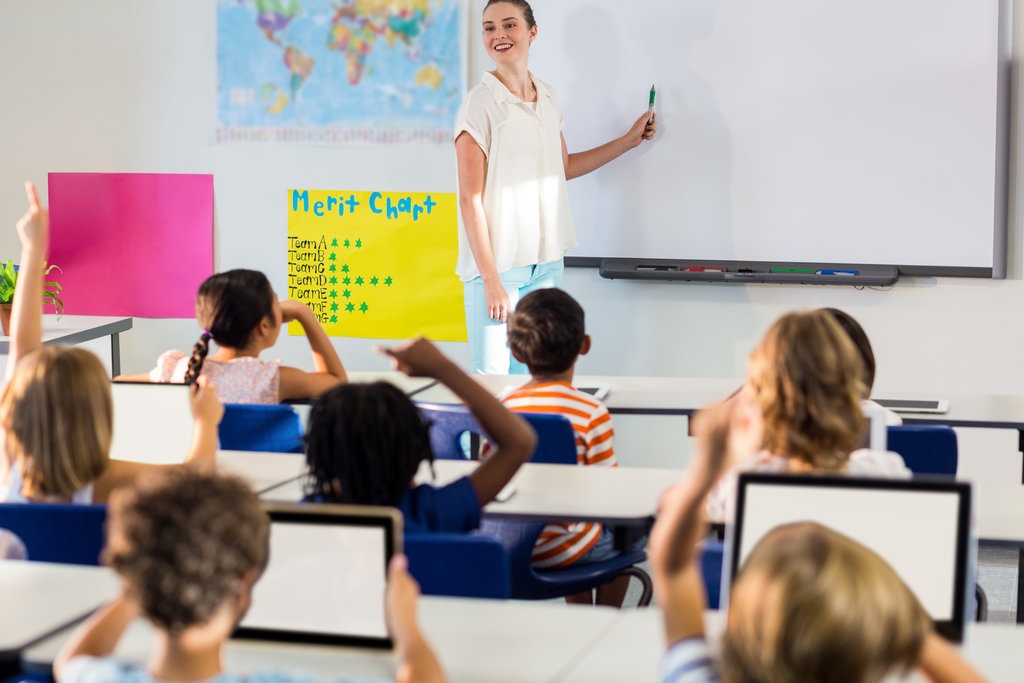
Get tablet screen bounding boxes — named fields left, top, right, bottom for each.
left=109, top=382, right=193, bottom=464
left=235, top=505, right=401, bottom=648
left=730, top=475, right=972, bottom=642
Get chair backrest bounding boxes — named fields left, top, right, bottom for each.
left=700, top=540, right=725, bottom=609
left=0, top=504, right=106, bottom=565
left=219, top=403, right=305, bottom=453
left=417, top=402, right=577, bottom=464
left=886, top=425, right=958, bottom=476
left=404, top=533, right=510, bottom=599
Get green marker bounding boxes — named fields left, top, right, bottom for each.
left=648, top=84, right=656, bottom=124
left=770, top=267, right=814, bottom=273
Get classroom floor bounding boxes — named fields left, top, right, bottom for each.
left=978, top=546, right=1018, bottom=624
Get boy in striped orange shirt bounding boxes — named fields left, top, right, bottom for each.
left=501, top=288, right=634, bottom=606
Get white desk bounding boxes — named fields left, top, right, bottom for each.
left=558, top=606, right=1024, bottom=683
left=0, top=315, right=133, bottom=377
left=23, top=592, right=621, bottom=683
left=414, top=373, right=738, bottom=417
left=216, top=450, right=306, bottom=495
left=263, top=460, right=680, bottom=527
left=0, top=561, right=119, bottom=659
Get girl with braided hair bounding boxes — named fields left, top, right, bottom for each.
left=137, top=269, right=346, bottom=403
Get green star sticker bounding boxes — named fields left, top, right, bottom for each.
left=355, top=239, right=363, bottom=249
left=359, top=301, right=369, bottom=313
left=329, top=314, right=338, bottom=323
left=341, top=264, right=349, bottom=273
left=330, top=302, right=339, bottom=312
left=370, top=276, right=379, bottom=286
left=329, top=276, right=338, bottom=285
left=343, top=238, right=350, bottom=248
left=329, top=289, right=338, bottom=298
left=328, top=252, right=337, bottom=261
left=345, top=302, right=355, bottom=312
left=331, top=238, right=338, bottom=247
left=384, top=276, right=393, bottom=286
left=355, top=276, right=364, bottom=286
left=342, top=276, right=351, bottom=285
left=343, top=289, right=351, bottom=299
left=329, top=264, right=337, bottom=272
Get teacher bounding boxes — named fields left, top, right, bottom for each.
left=454, top=0, right=657, bottom=374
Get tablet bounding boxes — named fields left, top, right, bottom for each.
left=873, top=398, right=950, bottom=414
left=235, top=503, right=402, bottom=648
left=109, top=381, right=194, bottom=464
left=728, top=473, right=973, bottom=642
left=577, top=385, right=610, bottom=401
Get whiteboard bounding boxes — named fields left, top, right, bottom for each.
left=522, top=0, right=1008, bottom=276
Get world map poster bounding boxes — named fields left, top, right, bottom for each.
left=217, top=0, right=463, bottom=144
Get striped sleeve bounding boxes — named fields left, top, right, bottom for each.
left=660, top=638, right=721, bottom=683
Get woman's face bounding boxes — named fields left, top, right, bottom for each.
left=482, top=2, right=536, bottom=64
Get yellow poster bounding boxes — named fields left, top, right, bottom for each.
left=286, top=189, right=466, bottom=341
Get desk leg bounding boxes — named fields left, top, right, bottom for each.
left=1017, top=548, right=1024, bottom=624
left=110, top=332, right=121, bottom=378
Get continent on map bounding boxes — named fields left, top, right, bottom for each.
left=255, top=0, right=302, bottom=43
left=328, top=0, right=435, bottom=86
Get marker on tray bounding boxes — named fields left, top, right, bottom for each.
left=817, top=269, right=860, bottom=276
left=770, top=267, right=814, bottom=274
left=682, top=266, right=724, bottom=273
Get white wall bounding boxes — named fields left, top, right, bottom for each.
left=0, top=0, right=1022, bottom=404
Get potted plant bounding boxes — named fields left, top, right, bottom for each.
left=0, top=260, right=63, bottom=336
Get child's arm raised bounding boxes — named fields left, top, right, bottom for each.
left=8, top=182, right=48, bottom=381
left=380, top=338, right=536, bottom=506
left=278, top=299, right=347, bottom=401
left=388, top=555, right=447, bottom=683
left=916, top=632, right=985, bottom=683
left=649, top=397, right=762, bottom=645
left=53, top=595, right=140, bottom=681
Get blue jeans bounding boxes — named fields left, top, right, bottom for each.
left=463, top=260, right=564, bottom=374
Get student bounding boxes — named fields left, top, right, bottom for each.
left=303, top=337, right=535, bottom=533
left=0, top=183, right=222, bottom=505
left=497, top=288, right=630, bottom=605
left=54, top=469, right=445, bottom=683
left=705, top=309, right=910, bottom=522
left=822, top=307, right=902, bottom=425
left=649, top=398, right=983, bottom=683
left=127, top=269, right=346, bottom=403
left=454, top=0, right=657, bottom=374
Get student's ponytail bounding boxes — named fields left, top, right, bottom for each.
left=183, top=331, right=212, bottom=385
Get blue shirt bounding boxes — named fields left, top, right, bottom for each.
left=399, top=476, right=481, bottom=533
left=60, top=656, right=388, bottom=683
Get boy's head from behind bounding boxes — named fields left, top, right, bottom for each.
left=723, top=522, right=930, bottom=683
left=507, top=288, right=588, bottom=376
left=105, top=469, right=270, bottom=636
left=0, top=347, right=112, bottom=499
left=305, top=381, right=433, bottom=506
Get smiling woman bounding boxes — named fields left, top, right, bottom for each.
left=453, top=0, right=658, bottom=375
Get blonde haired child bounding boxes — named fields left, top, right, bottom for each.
left=706, top=309, right=910, bottom=522
left=650, top=398, right=983, bottom=683
left=0, top=183, right=221, bottom=504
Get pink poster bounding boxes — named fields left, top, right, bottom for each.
left=47, top=173, right=214, bottom=317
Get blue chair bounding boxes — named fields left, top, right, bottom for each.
left=405, top=533, right=510, bottom=599
left=479, top=518, right=652, bottom=605
left=886, top=425, right=958, bottom=476
left=416, top=402, right=578, bottom=464
left=700, top=539, right=725, bottom=609
left=0, top=504, right=106, bottom=565
left=219, top=403, right=304, bottom=453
